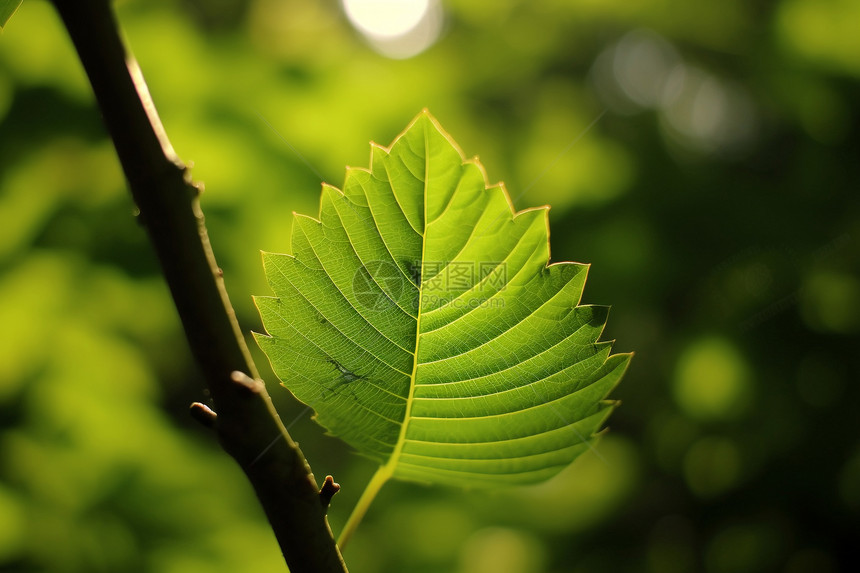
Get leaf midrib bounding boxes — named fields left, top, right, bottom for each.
left=383, top=124, right=432, bottom=477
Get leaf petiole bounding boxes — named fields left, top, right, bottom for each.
left=337, top=464, right=393, bottom=550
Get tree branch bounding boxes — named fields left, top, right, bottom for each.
left=49, top=1, right=347, bottom=571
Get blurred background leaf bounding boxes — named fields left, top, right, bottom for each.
left=1, top=0, right=857, bottom=571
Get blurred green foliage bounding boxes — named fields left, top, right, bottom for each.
left=1, top=0, right=858, bottom=572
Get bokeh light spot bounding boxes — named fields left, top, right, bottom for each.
left=777, top=0, right=860, bottom=75
left=388, top=502, right=474, bottom=563
left=510, top=436, right=640, bottom=532
left=705, top=523, right=781, bottom=573
left=613, top=30, right=681, bottom=109
left=457, top=527, right=546, bottom=573
left=341, top=0, right=443, bottom=59
left=591, top=28, right=758, bottom=156
left=342, top=0, right=428, bottom=38
left=800, top=271, right=860, bottom=333
left=683, top=436, right=741, bottom=497
left=659, top=67, right=758, bottom=156
left=673, top=337, right=752, bottom=421
left=591, top=29, right=681, bottom=116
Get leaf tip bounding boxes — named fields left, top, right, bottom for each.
left=614, top=351, right=635, bottom=371
left=0, top=0, right=23, bottom=31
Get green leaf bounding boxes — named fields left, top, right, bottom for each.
left=0, top=0, right=23, bottom=30
left=255, top=111, right=630, bottom=490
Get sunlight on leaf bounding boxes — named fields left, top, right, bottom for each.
left=254, top=111, right=631, bottom=539
left=256, top=111, right=630, bottom=482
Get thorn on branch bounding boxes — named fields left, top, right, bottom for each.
left=190, top=402, right=218, bottom=427
left=319, top=475, right=340, bottom=512
left=230, top=370, right=265, bottom=395
left=180, top=162, right=202, bottom=191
